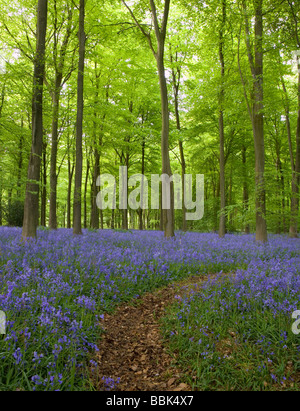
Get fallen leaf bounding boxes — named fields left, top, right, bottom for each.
left=173, top=383, right=189, bottom=391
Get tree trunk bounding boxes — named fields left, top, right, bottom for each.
left=156, top=45, right=174, bottom=238
left=84, top=158, right=90, bottom=229
left=67, top=162, right=74, bottom=229
left=253, top=0, right=267, bottom=242
left=242, top=0, right=267, bottom=242
left=218, top=0, right=227, bottom=238
left=170, top=55, right=187, bottom=232
left=91, top=149, right=100, bottom=229
left=17, top=118, right=24, bottom=198
left=289, top=69, right=300, bottom=238
left=49, top=90, right=59, bottom=229
left=22, top=0, right=48, bottom=240
left=122, top=0, right=174, bottom=237
left=73, top=0, right=86, bottom=235
left=242, top=145, right=250, bottom=234
left=139, top=137, right=145, bottom=230
left=40, top=140, right=47, bottom=226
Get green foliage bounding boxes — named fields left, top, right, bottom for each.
left=5, top=200, right=24, bottom=227
left=0, top=0, right=298, bottom=234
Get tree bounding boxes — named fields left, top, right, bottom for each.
left=239, top=0, right=268, bottom=242
left=22, top=0, right=48, bottom=240
left=73, top=0, right=86, bottom=235
left=218, top=0, right=227, bottom=238
left=122, top=0, right=175, bottom=237
left=48, top=0, right=75, bottom=230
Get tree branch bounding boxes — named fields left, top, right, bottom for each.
left=121, top=0, right=156, bottom=56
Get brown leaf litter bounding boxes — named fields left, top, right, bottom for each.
left=90, top=274, right=222, bottom=391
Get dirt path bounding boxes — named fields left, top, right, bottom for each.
left=90, top=275, right=211, bottom=391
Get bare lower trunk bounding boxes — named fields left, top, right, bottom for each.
left=242, top=146, right=250, bottom=234
left=84, top=159, right=90, bottom=229
left=179, top=140, right=187, bottom=231
left=289, top=71, right=300, bottom=238
left=139, top=138, right=145, bottom=230
left=90, top=149, right=100, bottom=229
left=157, top=48, right=174, bottom=238
left=67, top=162, right=74, bottom=229
left=41, top=140, right=47, bottom=226
left=241, top=0, right=267, bottom=242
left=253, top=1, right=267, bottom=242
left=219, top=109, right=226, bottom=237
left=49, top=92, right=59, bottom=230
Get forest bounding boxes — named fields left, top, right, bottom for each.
left=0, top=0, right=299, bottom=240
left=0, top=0, right=300, bottom=394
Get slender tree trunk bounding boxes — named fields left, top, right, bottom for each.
left=218, top=0, right=227, bottom=238
left=159, top=182, right=164, bottom=231
left=242, top=0, right=267, bottom=242
left=84, top=158, right=90, bottom=229
left=139, top=137, right=145, bottom=230
left=242, top=145, right=250, bottom=234
left=17, top=118, right=24, bottom=198
left=90, top=65, right=102, bottom=229
left=41, top=140, right=47, bottom=226
left=122, top=0, right=174, bottom=237
left=67, top=162, right=74, bottom=229
left=49, top=4, right=73, bottom=230
left=73, top=0, right=86, bottom=235
left=156, top=45, right=174, bottom=238
left=22, top=0, right=48, bottom=240
left=290, top=69, right=300, bottom=238
left=253, top=0, right=267, bottom=242
left=49, top=90, right=59, bottom=229
left=170, top=55, right=187, bottom=232
left=111, top=209, right=115, bottom=229
left=91, top=149, right=100, bottom=229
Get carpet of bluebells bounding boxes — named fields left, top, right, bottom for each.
left=162, top=235, right=300, bottom=390
left=0, top=227, right=299, bottom=391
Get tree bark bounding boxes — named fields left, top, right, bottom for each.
left=156, top=33, right=174, bottom=238
left=242, top=0, right=267, bottom=242
left=73, top=0, right=86, bottom=235
left=170, top=55, right=187, bottom=232
left=242, top=145, right=250, bottom=234
left=22, top=0, right=48, bottom=240
left=67, top=162, right=74, bottom=229
left=218, top=0, right=226, bottom=238
left=49, top=90, right=59, bottom=229
left=40, top=140, right=47, bottom=227
left=289, top=69, right=300, bottom=238
left=139, top=137, right=146, bottom=230
left=122, top=0, right=174, bottom=238
left=253, top=0, right=267, bottom=242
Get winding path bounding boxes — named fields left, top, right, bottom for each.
left=91, top=275, right=210, bottom=391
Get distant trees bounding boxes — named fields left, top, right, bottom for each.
left=0, top=0, right=297, bottom=240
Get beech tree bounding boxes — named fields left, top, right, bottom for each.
left=22, top=0, right=48, bottom=240
left=73, top=0, right=86, bottom=235
left=239, top=0, right=268, bottom=243
left=122, top=0, right=175, bottom=238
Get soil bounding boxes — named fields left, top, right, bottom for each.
left=90, top=274, right=213, bottom=391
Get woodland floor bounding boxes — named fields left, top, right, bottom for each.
left=91, top=274, right=223, bottom=392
